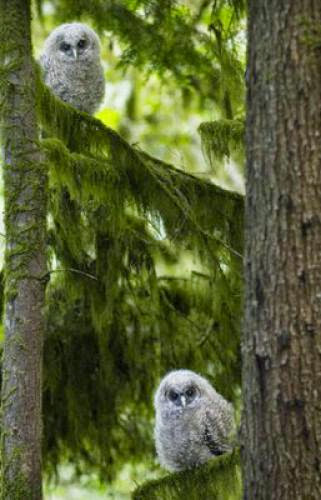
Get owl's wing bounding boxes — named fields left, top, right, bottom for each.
left=203, top=425, right=225, bottom=456
left=203, top=406, right=234, bottom=455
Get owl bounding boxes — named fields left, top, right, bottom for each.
left=40, top=23, right=105, bottom=115
left=154, top=370, right=235, bottom=471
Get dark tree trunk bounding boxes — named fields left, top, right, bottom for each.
left=0, top=1, right=47, bottom=498
left=242, top=1, right=321, bottom=499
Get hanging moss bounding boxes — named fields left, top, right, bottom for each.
left=36, top=73, right=244, bottom=251
left=0, top=59, right=246, bottom=481
left=132, top=449, right=241, bottom=499
left=198, top=119, right=245, bottom=167
left=31, top=58, right=246, bottom=478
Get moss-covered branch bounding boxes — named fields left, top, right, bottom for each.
left=37, top=71, right=243, bottom=262
left=133, top=450, right=241, bottom=500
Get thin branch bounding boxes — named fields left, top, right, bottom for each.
left=43, top=268, right=98, bottom=281
left=157, top=275, right=189, bottom=281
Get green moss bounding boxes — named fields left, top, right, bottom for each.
left=198, top=119, right=245, bottom=166
left=0, top=444, right=41, bottom=499
left=132, top=450, right=241, bottom=500
left=298, top=16, right=321, bottom=50
left=1, top=472, right=39, bottom=500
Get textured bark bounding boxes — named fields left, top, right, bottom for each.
left=0, top=1, right=47, bottom=498
left=242, top=1, right=321, bottom=499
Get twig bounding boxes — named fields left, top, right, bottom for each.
left=42, top=268, right=98, bottom=282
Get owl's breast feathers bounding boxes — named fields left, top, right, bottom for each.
left=40, top=56, right=105, bottom=115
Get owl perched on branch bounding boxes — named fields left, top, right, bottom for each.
left=154, top=370, right=235, bottom=471
left=40, top=23, right=105, bottom=115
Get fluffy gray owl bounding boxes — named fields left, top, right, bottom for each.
left=154, top=370, right=235, bottom=471
left=40, top=23, right=105, bottom=114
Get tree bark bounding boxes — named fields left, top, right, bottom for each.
left=242, top=1, right=321, bottom=499
left=0, top=1, right=47, bottom=498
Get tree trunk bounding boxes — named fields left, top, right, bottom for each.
left=0, top=1, right=47, bottom=498
left=242, top=1, right=321, bottom=499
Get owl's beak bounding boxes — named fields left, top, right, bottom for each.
left=180, top=395, right=186, bottom=407
left=72, top=48, right=78, bottom=60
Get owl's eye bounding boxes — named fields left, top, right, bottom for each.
left=168, top=390, right=179, bottom=402
left=186, top=387, right=196, bottom=398
left=77, top=39, right=87, bottom=49
left=60, top=42, right=71, bottom=52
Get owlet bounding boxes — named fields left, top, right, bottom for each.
left=154, top=369, right=235, bottom=471
left=40, top=22, right=105, bottom=114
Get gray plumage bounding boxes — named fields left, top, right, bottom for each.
left=154, top=370, right=235, bottom=471
left=40, top=23, right=105, bottom=114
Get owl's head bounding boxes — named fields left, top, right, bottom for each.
left=155, top=370, right=213, bottom=414
left=43, top=23, right=101, bottom=64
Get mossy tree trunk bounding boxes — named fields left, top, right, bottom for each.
left=0, top=1, right=47, bottom=498
left=242, top=1, right=321, bottom=498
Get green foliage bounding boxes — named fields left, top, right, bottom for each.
left=34, top=71, right=243, bottom=478
left=132, top=450, right=241, bottom=499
